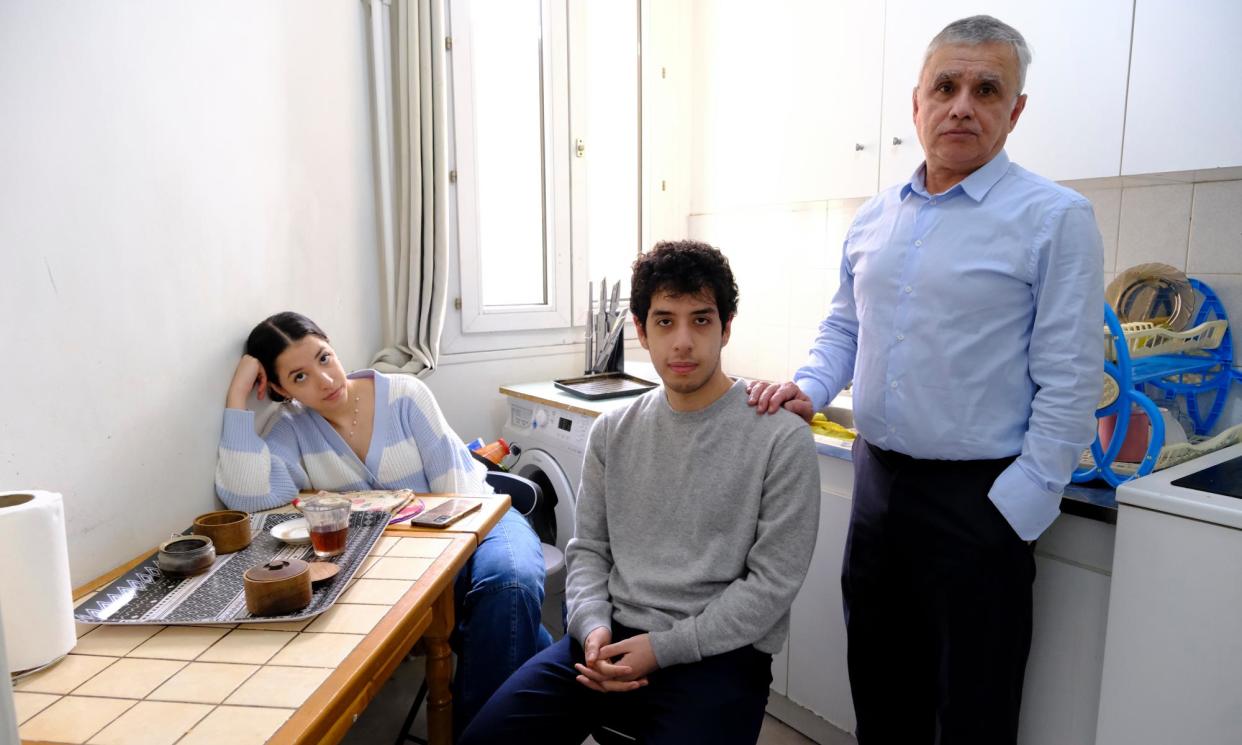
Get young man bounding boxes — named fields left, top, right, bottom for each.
left=459, top=240, right=820, bottom=745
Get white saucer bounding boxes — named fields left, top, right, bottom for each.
left=270, top=518, right=311, bottom=545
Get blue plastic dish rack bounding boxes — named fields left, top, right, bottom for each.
left=1073, top=279, right=1242, bottom=487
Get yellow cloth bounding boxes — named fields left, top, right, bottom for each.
left=810, top=413, right=856, bottom=440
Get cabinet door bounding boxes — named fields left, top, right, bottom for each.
left=689, top=0, right=884, bottom=211
left=879, top=1, right=1131, bottom=187
left=1017, top=554, right=1112, bottom=745
left=786, top=486, right=857, bottom=733
left=1122, top=0, right=1242, bottom=174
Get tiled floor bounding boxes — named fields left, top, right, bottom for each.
left=343, top=654, right=820, bottom=745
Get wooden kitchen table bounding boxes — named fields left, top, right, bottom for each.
left=16, top=494, right=510, bottom=745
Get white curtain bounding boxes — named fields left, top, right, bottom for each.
left=371, top=0, right=451, bottom=377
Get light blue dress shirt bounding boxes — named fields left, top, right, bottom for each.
left=794, top=151, right=1104, bottom=540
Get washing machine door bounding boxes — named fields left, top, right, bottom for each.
left=509, top=447, right=577, bottom=553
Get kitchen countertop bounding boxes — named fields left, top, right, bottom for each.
left=813, top=434, right=1118, bottom=524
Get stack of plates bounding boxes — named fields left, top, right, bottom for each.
left=1107, top=263, right=1196, bottom=330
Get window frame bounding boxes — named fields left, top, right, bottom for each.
left=449, top=0, right=574, bottom=334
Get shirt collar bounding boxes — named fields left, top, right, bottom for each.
left=900, top=150, right=1011, bottom=203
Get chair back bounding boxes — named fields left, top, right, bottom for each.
left=471, top=450, right=557, bottom=545
left=482, top=471, right=540, bottom=516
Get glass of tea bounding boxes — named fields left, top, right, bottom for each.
left=301, top=495, right=351, bottom=558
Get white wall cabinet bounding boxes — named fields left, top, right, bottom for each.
left=688, top=0, right=884, bottom=211
left=774, top=451, right=1116, bottom=745
left=878, top=0, right=1132, bottom=187
left=675, top=1, right=1238, bottom=229
left=1121, top=0, right=1242, bottom=175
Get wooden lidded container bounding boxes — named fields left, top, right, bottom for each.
left=192, top=510, right=252, bottom=554
left=244, top=559, right=312, bottom=616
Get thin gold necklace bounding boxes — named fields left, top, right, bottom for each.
left=347, top=394, right=361, bottom=439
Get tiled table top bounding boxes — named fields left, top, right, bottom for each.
left=17, top=533, right=463, bottom=745
left=386, top=495, right=511, bottom=543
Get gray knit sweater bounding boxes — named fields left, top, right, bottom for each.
left=565, top=379, right=820, bottom=669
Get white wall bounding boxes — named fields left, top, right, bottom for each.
left=424, top=350, right=584, bottom=447
left=0, top=1, right=382, bottom=585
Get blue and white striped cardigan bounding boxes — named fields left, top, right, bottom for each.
left=216, top=369, right=493, bottom=512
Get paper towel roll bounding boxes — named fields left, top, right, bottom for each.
left=0, top=491, right=76, bottom=675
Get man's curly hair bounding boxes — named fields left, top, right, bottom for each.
left=630, top=240, right=739, bottom=330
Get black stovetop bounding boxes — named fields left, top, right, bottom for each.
left=1171, top=455, right=1242, bottom=499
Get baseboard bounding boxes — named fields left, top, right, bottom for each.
left=765, top=693, right=856, bottom=745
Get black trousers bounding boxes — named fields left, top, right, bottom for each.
left=843, top=439, right=1036, bottom=745
left=458, top=621, right=772, bottom=745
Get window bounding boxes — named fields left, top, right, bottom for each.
left=448, top=0, right=641, bottom=342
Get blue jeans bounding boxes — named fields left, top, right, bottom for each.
left=451, top=507, right=554, bottom=733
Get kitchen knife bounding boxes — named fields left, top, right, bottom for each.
left=596, top=277, right=608, bottom=360
left=593, top=313, right=627, bottom=373
left=609, top=280, right=620, bottom=321
left=585, top=281, right=595, bottom=373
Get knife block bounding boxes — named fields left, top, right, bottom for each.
left=588, top=331, right=626, bottom=375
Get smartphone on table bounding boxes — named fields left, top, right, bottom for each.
left=407, top=498, right=482, bottom=528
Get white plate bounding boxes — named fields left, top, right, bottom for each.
left=270, top=518, right=311, bottom=545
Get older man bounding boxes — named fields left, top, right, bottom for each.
left=748, top=15, right=1103, bottom=745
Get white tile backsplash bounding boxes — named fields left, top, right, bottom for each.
left=1188, top=180, right=1242, bottom=274
left=1194, top=274, right=1242, bottom=364
left=1116, top=183, right=1193, bottom=270
left=1079, top=187, right=1122, bottom=273
left=788, top=267, right=836, bottom=330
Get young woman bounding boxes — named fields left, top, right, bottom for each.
left=217, top=311, right=551, bottom=732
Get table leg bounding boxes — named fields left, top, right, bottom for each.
left=426, top=584, right=455, bottom=745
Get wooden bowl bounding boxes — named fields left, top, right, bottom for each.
left=243, top=559, right=312, bottom=616
left=192, top=510, right=252, bottom=554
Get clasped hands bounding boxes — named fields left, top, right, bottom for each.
left=574, top=627, right=657, bottom=693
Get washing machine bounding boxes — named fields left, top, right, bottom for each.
left=500, top=383, right=635, bottom=552
left=499, top=378, right=653, bottom=637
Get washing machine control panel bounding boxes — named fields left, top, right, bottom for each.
left=507, top=402, right=595, bottom=449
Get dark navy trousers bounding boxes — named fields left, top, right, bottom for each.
left=843, top=439, right=1036, bottom=745
left=459, top=621, right=773, bottom=745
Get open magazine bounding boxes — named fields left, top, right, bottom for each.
left=296, top=489, right=426, bottom=525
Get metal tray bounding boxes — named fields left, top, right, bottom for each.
left=72, top=512, right=388, bottom=625
left=553, top=372, right=657, bottom=400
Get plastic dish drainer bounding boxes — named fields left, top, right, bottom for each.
left=1073, top=279, right=1242, bottom=487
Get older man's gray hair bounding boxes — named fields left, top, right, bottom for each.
left=924, top=15, right=1032, bottom=95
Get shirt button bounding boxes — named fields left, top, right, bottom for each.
left=896, top=333, right=905, bottom=341
left=929, top=199, right=937, bottom=205
left=914, top=240, right=923, bottom=247
left=890, top=381, right=898, bottom=389
left=904, top=285, right=913, bottom=293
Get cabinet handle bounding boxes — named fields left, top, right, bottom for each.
left=892, top=137, right=903, bottom=145
left=855, top=143, right=864, bottom=151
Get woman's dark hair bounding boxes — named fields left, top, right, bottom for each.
left=245, top=312, right=329, bottom=402
left=629, top=240, right=739, bottom=330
